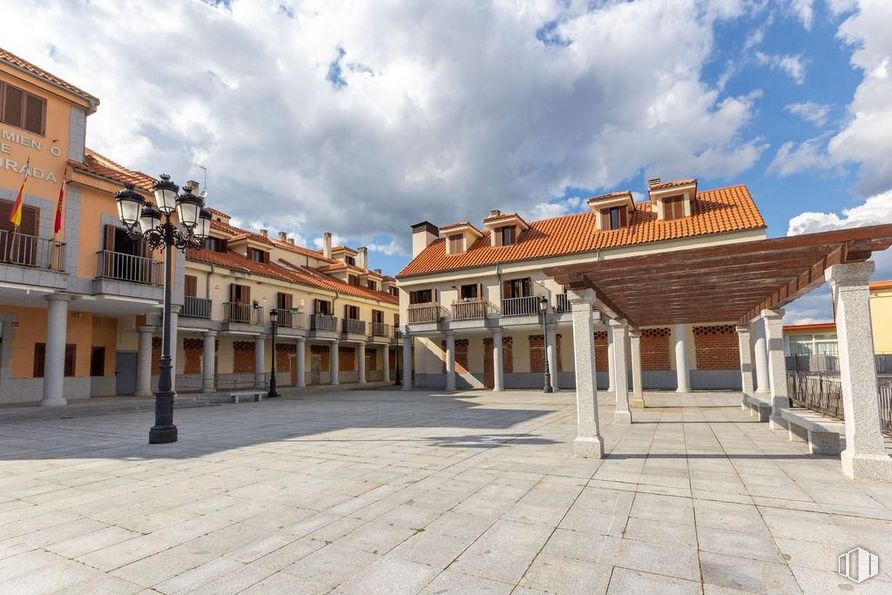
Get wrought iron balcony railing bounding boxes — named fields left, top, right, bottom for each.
left=96, top=250, right=162, bottom=285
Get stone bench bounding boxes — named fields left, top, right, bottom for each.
left=741, top=393, right=771, bottom=422
left=229, top=391, right=265, bottom=404
left=781, top=408, right=845, bottom=456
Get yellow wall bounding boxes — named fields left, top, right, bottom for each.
left=870, top=285, right=892, bottom=354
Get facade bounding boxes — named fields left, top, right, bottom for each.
left=396, top=179, right=768, bottom=392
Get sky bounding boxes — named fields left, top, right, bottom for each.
left=2, top=0, right=890, bottom=323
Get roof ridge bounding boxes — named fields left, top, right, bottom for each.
left=0, top=47, right=99, bottom=107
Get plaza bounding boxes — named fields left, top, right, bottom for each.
left=2, top=388, right=892, bottom=593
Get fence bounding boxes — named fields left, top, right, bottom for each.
left=311, top=314, right=338, bottom=332
left=223, top=302, right=260, bottom=325
left=787, top=371, right=892, bottom=435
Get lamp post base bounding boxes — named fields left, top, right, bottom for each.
left=149, top=424, right=178, bottom=444
left=543, top=386, right=554, bottom=394
left=150, top=391, right=177, bottom=444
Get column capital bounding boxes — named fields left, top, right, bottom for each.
left=628, top=329, right=641, bottom=339
left=205, top=329, right=218, bottom=337
left=607, top=318, right=626, bottom=329
left=492, top=328, right=503, bottom=338
left=136, top=325, right=154, bottom=334
left=735, top=325, right=750, bottom=335
left=760, top=308, right=784, bottom=321
left=568, top=288, right=596, bottom=308
left=45, top=293, right=72, bottom=303
left=444, top=330, right=454, bottom=338
left=826, top=261, right=874, bottom=286
left=296, top=336, right=306, bottom=343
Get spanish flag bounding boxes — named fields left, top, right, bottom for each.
left=9, top=157, right=30, bottom=229
left=53, top=181, right=66, bottom=235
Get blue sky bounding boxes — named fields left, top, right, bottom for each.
left=1, top=0, right=890, bottom=322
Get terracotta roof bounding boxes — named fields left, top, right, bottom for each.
left=439, top=221, right=483, bottom=235
left=270, top=237, right=326, bottom=261
left=783, top=322, right=836, bottom=332
left=74, top=149, right=156, bottom=191
left=870, top=280, right=892, bottom=291
left=0, top=47, right=99, bottom=110
left=588, top=191, right=633, bottom=204
left=397, top=184, right=765, bottom=279
left=649, top=178, right=696, bottom=191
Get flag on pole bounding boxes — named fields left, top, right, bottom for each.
left=9, top=157, right=30, bottom=229
left=53, top=181, right=66, bottom=235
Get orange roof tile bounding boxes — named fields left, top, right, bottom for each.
left=74, top=148, right=156, bottom=191
left=783, top=322, right=836, bottom=332
left=870, top=280, right=892, bottom=291
left=650, top=178, right=696, bottom=191
left=0, top=47, right=99, bottom=110
left=397, top=184, right=765, bottom=279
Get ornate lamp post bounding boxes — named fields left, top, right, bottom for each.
left=539, top=296, right=554, bottom=393
left=115, top=175, right=211, bottom=444
left=268, top=308, right=280, bottom=398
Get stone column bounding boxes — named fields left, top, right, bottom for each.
left=629, top=330, right=644, bottom=408
left=762, top=309, right=788, bottom=430
left=254, top=335, right=266, bottom=389
left=610, top=320, right=632, bottom=423
left=606, top=329, right=615, bottom=392
left=382, top=344, right=390, bottom=383
left=753, top=319, right=770, bottom=394
left=402, top=333, right=413, bottom=390
left=358, top=342, right=367, bottom=384
left=202, top=330, right=216, bottom=393
left=135, top=325, right=154, bottom=397
left=169, top=306, right=179, bottom=393
left=568, top=290, right=604, bottom=458
left=492, top=329, right=504, bottom=392
left=673, top=323, right=690, bottom=393
left=330, top=341, right=339, bottom=385
left=445, top=331, right=456, bottom=392
left=546, top=327, right=559, bottom=390
left=735, top=325, right=754, bottom=406
left=827, top=262, right=892, bottom=480
left=296, top=338, right=306, bottom=387
left=40, top=294, right=70, bottom=407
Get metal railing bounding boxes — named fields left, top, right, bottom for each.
left=223, top=302, right=260, bottom=325
left=182, top=296, right=212, bottom=319
left=343, top=318, right=367, bottom=335
left=452, top=298, right=489, bottom=320
left=880, top=383, right=892, bottom=436
left=372, top=321, right=391, bottom=337
left=311, top=314, right=338, bottom=332
left=408, top=303, right=442, bottom=324
left=0, top=230, right=65, bottom=271
left=96, top=250, right=162, bottom=285
left=275, top=309, right=306, bottom=329
left=555, top=293, right=571, bottom=313
left=786, top=372, right=844, bottom=419
left=501, top=296, right=539, bottom=317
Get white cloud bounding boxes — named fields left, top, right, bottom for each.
left=785, top=101, right=830, bottom=126
left=367, top=239, right=404, bottom=257
left=785, top=0, right=814, bottom=29
left=0, top=0, right=764, bottom=255
left=768, top=138, right=835, bottom=176
left=755, top=51, right=807, bottom=84
left=524, top=197, right=584, bottom=221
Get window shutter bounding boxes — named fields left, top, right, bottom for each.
left=184, top=275, right=197, bottom=297
left=503, top=280, right=512, bottom=299
left=24, top=94, right=45, bottom=135
left=3, top=84, right=23, bottom=127
left=64, top=344, right=76, bottom=377
left=619, top=207, right=628, bottom=227
left=104, top=225, right=116, bottom=251
left=20, top=206, right=38, bottom=236
left=229, top=283, right=237, bottom=303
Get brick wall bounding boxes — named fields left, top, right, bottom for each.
left=594, top=331, right=608, bottom=370
left=151, top=337, right=161, bottom=374
left=529, top=334, right=563, bottom=372
left=310, top=345, right=330, bottom=370
left=339, top=346, right=356, bottom=371
left=183, top=338, right=203, bottom=374
left=693, top=325, right=739, bottom=370
left=441, top=338, right=470, bottom=373
left=233, top=341, right=255, bottom=373
left=641, top=327, right=671, bottom=371
left=276, top=343, right=295, bottom=373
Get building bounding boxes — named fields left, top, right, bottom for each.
left=396, top=179, right=769, bottom=391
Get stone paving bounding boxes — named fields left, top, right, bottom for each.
left=1, top=389, right=892, bottom=594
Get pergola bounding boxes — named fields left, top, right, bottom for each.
left=543, top=224, right=892, bottom=481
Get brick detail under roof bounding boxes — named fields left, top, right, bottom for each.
left=693, top=325, right=739, bottom=370
left=397, top=184, right=765, bottom=278
left=594, top=331, right=608, bottom=371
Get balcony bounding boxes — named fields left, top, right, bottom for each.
left=96, top=250, right=162, bottom=286
left=342, top=318, right=367, bottom=335
left=183, top=296, right=212, bottom=319
left=452, top=298, right=489, bottom=321
left=0, top=230, right=65, bottom=271
left=502, top=296, right=539, bottom=317
left=274, top=308, right=306, bottom=330
left=408, top=303, right=443, bottom=324
left=371, top=321, right=391, bottom=337
left=224, top=302, right=260, bottom=325
left=555, top=293, right=571, bottom=313
left=311, top=314, right=338, bottom=332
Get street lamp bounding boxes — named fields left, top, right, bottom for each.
left=115, top=175, right=212, bottom=444
left=539, top=296, right=554, bottom=394
left=268, top=308, right=280, bottom=398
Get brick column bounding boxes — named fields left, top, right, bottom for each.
left=629, top=330, right=644, bottom=408
left=569, top=290, right=604, bottom=458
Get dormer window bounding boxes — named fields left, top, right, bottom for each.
left=662, top=195, right=685, bottom=220
left=648, top=178, right=696, bottom=221
left=483, top=210, right=529, bottom=247
left=448, top=234, right=463, bottom=254
left=607, top=206, right=627, bottom=230
left=588, top=191, right=634, bottom=231
left=499, top=226, right=516, bottom=246
left=345, top=255, right=356, bottom=266
left=248, top=247, right=269, bottom=263
left=440, top=221, right=483, bottom=254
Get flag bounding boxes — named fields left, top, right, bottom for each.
left=9, top=157, right=30, bottom=229
left=53, top=181, right=66, bottom=235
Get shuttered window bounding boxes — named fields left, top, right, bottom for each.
left=0, top=199, right=39, bottom=235
left=277, top=292, right=293, bottom=310
left=184, top=275, right=198, bottom=297
left=448, top=234, right=463, bottom=253
left=344, top=305, right=359, bottom=320
left=229, top=283, right=250, bottom=304
left=503, top=278, right=531, bottom=299
left=33, top=343, right=76, bottom=377
left=0, top=82, right=46, bottom=135
left=498, top=226, right=516, bottom=246
left=409, top=289, right=433, bottom=304
left=372, top=309, right=384, bottom=323
left=314, top=299, right=332, bottom=315
left=662, top=196, right=685, bottom=220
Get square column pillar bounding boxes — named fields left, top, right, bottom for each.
left=445, top=331, right=456, bottom=392
left=546, top=327, right=559, bottom=390
left=135, top=325, right=154, bottom=397
left=629, top=330, right=644, bottom=408
left=568, top=290, right=604, bottom=458
left=762, top=309, right=789, bottom=430
left=827, top=262, right=892, bottom=480
left=254, top=335, right=266, bottom=389
left=330, top=341, right=339, bottom=385
left=606, top=329, right=615, bottom=392
left=610, top=319, right=632, bottom=423
left=296, top=338, right=306, bottom=388
left=202, top=330, right=216, bottom=393
left=382, top=345, right=390, bottom=383
left=40, top=294, right=70, bottom=407
left=492, top=329, right=504, bottom=392
left=735, top=325, right=754, bottom=407
left=358, top=342, right=367, bottom=384
left=673, top=323, right=691, bottom=393
left=402, top=333, right=413, bottom=390
left=753, top=319, right=770, bottom=394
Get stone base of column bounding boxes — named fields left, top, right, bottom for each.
left=675, top=387, right=690, bottom=393
left=841, top=450, right=892, bottom=481
left=39, top=397, right=67, bottom=407
left=574, top=436, right=604, bottom=458
left=614, top=410, right=632, bottom=424
left=631, top=397, right=645, bottom=409
left=769, top=414, right=788, bottom=431
left=201, top=387, right=215, bottom=394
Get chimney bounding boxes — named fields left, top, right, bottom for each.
left=648, top=177, right=662, bottom=188
left=185, top=180, right=201, bottom=193
left=278, top=231, right=287, bottom=241
left=490, top=209, right=501, bottom=217
left=287, top=238, right=295, bottom=245
left=357, top=246, right=368, bottom=270
left=259, top=229, right=268, bottom=238
left=322, top=232, right=332, bottom=259
left=374, top=268, right=382, bottom=275
left=411, top=221, right=439, bottom=258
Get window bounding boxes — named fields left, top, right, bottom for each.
left=344, top=305, right=359, bottom=320
left=602, top=206, right=628, bottom=230
left=204, top=236, right=227, bottom=252
left=460, top=284, right=479, bottom=300
left=662, top=196, right=685, bottom=220
left=448, top=234, right=463, bottom=254
left=389, top=286, right=399, bottom=297
left=345, top=255, right=356, bottom=266
left=249, top=248, right=268, bottom=263
left=184, top=275, right=198, bottom=298
left=499, top=226, right=516, bottom=246
left=33, top=343, right=76, bottom=377
left=367, top=280, right=377, bottom=291
left=348, top=274, right=360, bottom=286
left=372, top=309, right=384, bottom=323
left=503, top=278, right=531, bottom=299
left=0, top=82, right=46, bottom=135
left=229, top=283, right=250, bottom=304
left=90, top=346, right=106, bottom=377
left=409, top=289, right=434, bottom=304
left=314, top=299, right=332, bottom=315
left=277, top=292, right=293, bottom=310
left=394, top=313, right=400, bottom=327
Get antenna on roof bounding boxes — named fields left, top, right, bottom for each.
left=196, top=164, right=208, bottom=196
